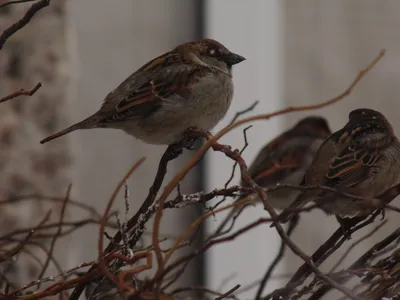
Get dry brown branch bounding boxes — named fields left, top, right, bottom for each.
left=0, top=82, right=42, bottom=104
left=0, top=0, right=37, bottom=9
left=255, top=216, right=299, bottom=299
left=0, top=218, right=118, bottom=241
left=0, top=0, right=50, bottom=49
left=37, top=185, right=71, bottom=288
left=171, top=285, right=239, bottom=300
left=0, top=194, right=102, bottom=218
left=98, top=158, right=145, bottom=294
left=330, top=220, right=388, bottom=273
left=0, top=210, right=51, bottom=263
left=309, top=227, right=400, bottom=300
left=211, top=135, right=361, bottom=300
left=215, top=284, right=241, bottom=300
left=146, top=48, right=385, bottom=300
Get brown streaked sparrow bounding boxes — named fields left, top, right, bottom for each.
left=214, top=116, right=331, bottom=234
left=278, top=108, right=400, bottom=223
left=40, top=39, right=245, bottom=145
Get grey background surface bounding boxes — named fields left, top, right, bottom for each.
left=2, top=0, right=400, bottom=298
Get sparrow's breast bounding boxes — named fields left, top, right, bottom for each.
left=188, top=71, right=234, bottom=129
left=369, top=139, right=400, bottom=193
left=125, top=70, right=234, bottom=145
left=321, top=139, right=400, bottom=218
left=265, top=168, right=305, bottom=209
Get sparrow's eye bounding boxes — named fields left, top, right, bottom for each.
left=209, top=49, right=216, bottom=55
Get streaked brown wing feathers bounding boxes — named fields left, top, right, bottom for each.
left=106, top=56, right=208, bottom=121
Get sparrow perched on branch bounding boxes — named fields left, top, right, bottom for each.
left=278, top=108, right=400, bottom=223
left=40, top=39, right=245, bottom=145
left=214, top=116, right=331, bottom=235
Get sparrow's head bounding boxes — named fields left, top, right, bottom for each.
left=349, top=108, right=388, bottom=123
left=293, top=116, right=331, bottom=139
left=177, top=39, right=245, bottom=70
left=335, top=108, right=394, bottom=148
left=347, top=108, right=394, bottom=135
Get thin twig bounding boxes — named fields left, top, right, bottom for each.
left=171, top=286, right=238, bottom=300
left=70, top=145, right=183, bottom=300
left=0, top=82, right=42, bottom=103
left=148, top=216, right=274, bottom=291
left=310, top=227, right=400, bottom=300
left=265, top=213, right=382, bottom=300
left=0, top=0, right=37, bottom=9
left=215, top=284, right=241, bottom=300
left=210, top=125, right=253, bottom=238
left=37, top=185, right=71, bottom=288
left=228, top=100, right=259, bottom=125
left=98, top=158, right=145, bottom=292
left=255, top=216, right=299, bottom=299
left=0, top=194, right=102, bottom=218
left=0, top=218, right=117, bottom=240
left=212, top=139, right=361, bottom=300
left=330, top=220, right=387, bottom=273
left=0, top=0, right=50, bottom=49
left=0, top=210, right=51, bottom=263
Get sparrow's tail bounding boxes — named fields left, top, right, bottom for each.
left=40, top=114, right=100, bottom=144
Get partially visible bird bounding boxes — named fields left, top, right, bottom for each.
left=40, top=39, right=245, bottom=145
left=278, top=108, right=400, bottom=223
left=214, top=116, right=331, bottom=235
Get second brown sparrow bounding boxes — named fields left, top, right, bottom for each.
left=278, top=108, right=400, bottom=223
left=214, top=116, right=331, bottom=235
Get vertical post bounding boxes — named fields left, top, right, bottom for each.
left=204, top=1, right=284, bottom=298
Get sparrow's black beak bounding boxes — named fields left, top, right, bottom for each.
left=224, top=53, right=246, bottom=66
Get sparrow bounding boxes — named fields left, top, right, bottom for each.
left=278, top=108, right=400, bottom=223
left=214, top=116, right=331, bottom=234
left=40, top=39, right=245, bottom=145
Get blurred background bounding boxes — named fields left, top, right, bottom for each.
left=1, top=0, right=400, bottom=299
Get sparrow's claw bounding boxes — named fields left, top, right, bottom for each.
left=379, top=208, right=386, bottom=220
left=182, top=127, right=213, bottom=150
left=336, top=216, right=352, bottom=240
left=165, top=143, right=184, bottom=161
left=181, top=127, right=199, bottom=149
left=342, top=226, right=352, bottom=240
left=186, top=143, right=198, bottom=150
left=183, top=137, right=198, bottom=150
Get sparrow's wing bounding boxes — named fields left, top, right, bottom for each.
left=246, top=134, right=311, bottom=187
left=325, top=143, right=381, bottom=188
left=102, top=52, right=208, bottom=121
left=275, top=136, right=336, bottom=223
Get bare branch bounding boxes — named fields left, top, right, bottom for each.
left=0, top=0, right=50, bottom=49
left=0, top=82, right=42, bottom=103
